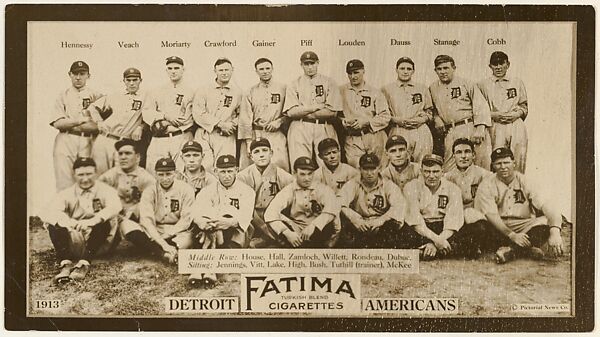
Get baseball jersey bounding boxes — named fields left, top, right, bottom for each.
left=381, top=162, right=421, bottom=190
left=89, top=90, right=147, bottom=137
left=42, top=181, right=122, bottom=226
left=313, top=163, right=359, bottom=193
left=237, top=163, right=294, bottom=211
left=264, top=181, right=341, bottom=232
left=142, top=80, right=194, bottom=132
left=474, top=172, right=557, bottom=232
left=192, top=81, right=242, bottom=134
left=175, top=167, right=218, bottom=196
left=192, top=179, right=256, bottom=231
left=403, top=177, right=464, bottom=231
left=139, top=180, right=195, bottom=227
left=382, top=80, right=433, bottom=121
left=429, top=76, right=491, bottom=127
left=477, top=76, right=528, bottom=120
left=239, top=80, right=287, bottom=140
left=283, top=74, right=343, bottom=117
left=337, top=176, right=406, bottom=222
left=340, top=82, right=390, bottom=132
left=444, top=165, right=493, bottom=208
left=50, top=86, right=103, bottom=126
left=99, top=166, right=156, bottom=214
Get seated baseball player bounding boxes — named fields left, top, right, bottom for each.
left=474, top=147, right=564, bottom=263
left=312, top=138, right=359, bottom=193
left=40, top=157, right=122, bottom=284
left=337, top=153, right=407, bottom=248
left=176, top=140, right=217, bottom=196
left=237, top=138, right=294, bottom=248
left=138, top=157, right=196, bottom=263
left=381, top=135, right=421, bottom=190
left=264, top=157, right=341, bottom=248
left=402, top=154, right=482, bottom=259
left=188, top=154, right=255, bottom=286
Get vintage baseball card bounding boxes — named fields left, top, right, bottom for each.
left=4, top=4, right=595, bottom=333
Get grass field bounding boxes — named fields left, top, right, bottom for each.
left=28, top=218, right=573, bottom=317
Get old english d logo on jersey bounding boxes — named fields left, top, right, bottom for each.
left=438, top=195, right=449, bottom=209
left=513, top=189, right=526, bottom=204
left=230, top=198, right=240, bottom=209
left=371, top=194, right=386, bottom=212
left=131, top=186, right=141, bottom=203
left=170, top=199, right=180, bottom=212
left=315, top=85, right=324, bottom=97
left=175, top=94, right=184, bottom=106
left=450, top=87, right=461, bottom=99
left=336, top=181, right=345, bottom=189
left=412, top=93, right=423, bottom=105
left=506, top=88, right=517, bottom=99
left=310, top=200, right=322, bottom=214
left=470, top=184, right=479, bottom=199
left=82, top=98, right=91, bottom=109
left=92, top=198, right=103, bottom=212
left=223, top=95, right=233, bottom=107
left=131, top=100, right=142, bottom=111
left=269, top=182, right=280, bottom=196
left=271, top=93, right=281, bottom=104
left=361, top=96, right=372, bottom=108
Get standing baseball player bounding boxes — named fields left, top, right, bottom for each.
left=239, top=58, right=290, bottom=171
left=237, top=138, right=294, bottom=247
left=340, top=59, right=391, bottom=168
left=337, top=153, right=406, bottom=248
left=312, top=138, right=359, bottom=193
left=50, top=61, right=103, bottom=191
left=142, top=56, right=194, bottom=175
left=88, top=67, right=146, bottom=174
left=176, top=140, right=217, bottom=196
left=402, top=154, right=482, bottom=259
left=40, top=157, right=121, bottom=283
left=192, top=58, right=242, bottom=170
left=264, top=157, right=341, bottom=248
left=475, top=148, right=563, bottom=263
left=138, top=157, right=196, bottom=263
left=382, top=57, right=434, bottom=164
left=380, top=135, right=421, bottom=190
left=478, top=51, right=529, bottom=173
left=283, top=51, right=343, bottom=167
left=429, top=54, right=492, bottom=171
left=189, top=154, right=255, bottom=286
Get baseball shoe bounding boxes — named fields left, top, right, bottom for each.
left=528, top=246, right=545, bottom=260
left=69, top=260, right=90, bottom=281
left=54, top=260, right=74, bottom=284
left=495, top=246, right=515, bottom=264
left=188, top=273, right=205, bottom=287
left=203, top=273, right=218, bottom=288
left=162, top=251, right=178, bottom=264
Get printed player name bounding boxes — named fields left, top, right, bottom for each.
left=487, top=38, right=507, bottom=45
left=162, top=40, right=191, bottom=48
left=252, top=40, right=276, bottom=47
left=433, top=39, right=460, bottom=46
left=338, top=39, right=366, bottom=46
left=61, top=41, right=93, bottom=49
left=205, top=40, right=237, bottom=47
left=118, top=41, right=139, bottom=48
left=391, top=38, right=411, bottom=45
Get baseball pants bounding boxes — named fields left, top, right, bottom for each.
left=337, top=215, right=405, bottom=248
left=491, top=118, right=528, bottom=173
left=146, top=132, right=193, bottom=175
left=194, top=129, right=236, bottom=171
left=47, top=220, right=112, bottom=262
left=389, top=124, right=433, bottom=164
left=91, top=134, right=119, bottom=175
left=287, top=120, right=337, bottom=169
left=53, top=133, right=94, bottom=191
left=443, top=123, right=492, bottom=172
left=344, top=130, right=387, bottom=169
left=399, top=220, right=486, bottom=258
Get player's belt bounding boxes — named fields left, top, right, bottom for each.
left=346, top=126, right=372, bottom=136
left=60, top=130, right=96, bottom=137
left=298, top=117, right=331, bottom=125
left=153, top=127, right=190, bottom=138
left=444, top=117, right=473, bottom=129
left=100, top=131, right=131, bottom=141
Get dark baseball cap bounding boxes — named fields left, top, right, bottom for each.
left=359, top=153, right=380, bottom=169
left=181, top=140, right=203, bottom=153
left=434, top=55, right=455, bottom=67
left=166, top=56, right=184, bottom=66
left=114, top=139, right=139, bottom=153
left=293, top=156, right=317, bottom=171
left=317, top=138, right=339, bottom=155
left=216, top=155, right=237, bottom=169
left=73, top=157, right=96, bottom=170
left=300, top=51, right=319, bottom=63
left=422, top=154, right=444, bottom=167
left=155, top=157, right=176, bottom=172
left=346, top=59, right=364, bottom=73
left=385, top=135, right=408, bottom=150
left=396, top=57, right=415, bottom=69
left=70, top=61, right=89, bottom=73
left=490, top=51, right=509, bottom=65
left=123, top=67, right=141, bottom=78
left=250, top=137, right=271, bottom=152
left=491, top=147, right=514, bottom=162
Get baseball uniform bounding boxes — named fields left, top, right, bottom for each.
left=239, top=80, right=290, bottom=171
left=313, top=162, right=359, bottom=193
left=191, top=82, right=242, bottom=170
left=142, top=81, right=195, bottom=174
left=175, top=167, right=218, bottom=196
left=340, top=82, right=391, bottom=168
left=478, top=76, right=528, bottom=173
left=382, top=80, right=434, bottom=163
left=283, top=73, right=343, bottom=166
left=381, top=162, right=421, bottom=190
left=429, top=76, right=492, bottom=171
left=445, top=164, right=493, bottom=224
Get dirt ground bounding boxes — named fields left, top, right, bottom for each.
left=28, top=219, right=573, bottom=317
